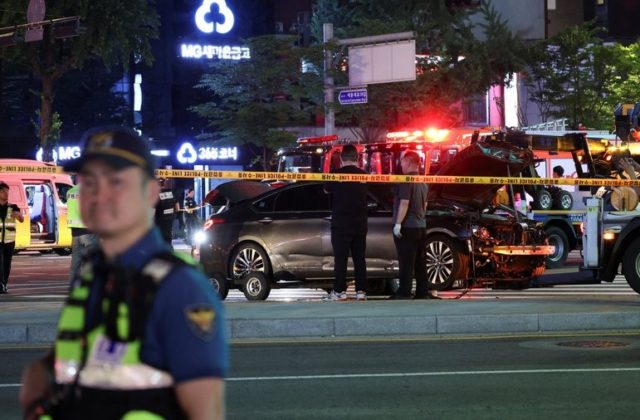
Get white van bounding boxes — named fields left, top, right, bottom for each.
left=0, top=159, right=73, bottom=254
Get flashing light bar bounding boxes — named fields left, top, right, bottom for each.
left=296, top=134, right=339, bottom=144
left=386, top=129, right=450, bottom=143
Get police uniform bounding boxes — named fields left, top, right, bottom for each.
left=155, top=187, right=177, bottom=245
left=66, top=185, right=97, bottom=280
left=0, top=201, right=19, bottom=293
left=49, top=227, right=228, bottom=419
left=183, top=194, right=199, bottom=245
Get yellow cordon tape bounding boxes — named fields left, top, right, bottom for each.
left=2, top=164, right=640, bottom=186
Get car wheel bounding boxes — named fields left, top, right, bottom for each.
left=208, top=272, right=230, bottom=300
left=241, top=271, right=271, bottom=301
left=424, top=235, right=466, bottom=291
left=622, top=238, right=640, bottom=294
left=544, top=226, right=569, bottom=268
left=533, top=190, right=553, bottom=210
left=231, top=243, right=271, bottom=280
left=553, top=190, right=573, bottom=210
left=54, top=247, right=72, bottom=256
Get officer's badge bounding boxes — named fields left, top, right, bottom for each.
left=87, top=132, right=113, bottom=151
left=185, top=305, right=216, bottom=340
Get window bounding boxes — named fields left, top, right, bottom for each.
left=274, top=184, right=330, bottom=212
left=464, top=94, right=489, bottom=125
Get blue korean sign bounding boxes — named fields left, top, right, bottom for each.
left=338, top=88, right=368, bottom=105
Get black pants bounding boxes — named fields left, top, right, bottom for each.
left=0, top=241, right=15, bottom=290
left=393, top=227, right=428, bottom=297
left=331, top=230, right=367, bottom=293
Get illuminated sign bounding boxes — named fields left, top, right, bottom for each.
left=35, top=146, right=81, bottom=163
left=180, top=44, right=250, bottom=60
left=195, top=0, right=235, bottom=34
left=176, top=142, right=238, bottom=164
left=180, top=0, right=250, bottom=61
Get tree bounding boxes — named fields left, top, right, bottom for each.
left=524, top=24, right=640, bottom=130
left=191, top=35, right=324, bottom=170
left=0, top=0, right=159, bottom=159
left=311, top=0, right=528, bottom=140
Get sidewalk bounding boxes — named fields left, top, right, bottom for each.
left=0, top=295, right=638, bottom=344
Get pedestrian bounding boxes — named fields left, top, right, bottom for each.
left=0, top=181, right=24, bottom=294
left=183, top=187, right=200, bottom=245
left=389, top=150, right=439, bottom=300
left=66, top=183, right=97, bottom=281
left=19, top=126, right=228, bottom=419
left=552, top=165, right=564, bottom=178
left=155, top=178, right=179, bottom=247
left=323, top=144, right=368, bottom=301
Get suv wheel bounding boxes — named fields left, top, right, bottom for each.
left=425, top=235, right=467, bottom=291
left=231, top=243, right=271, bottom=280
left=553, top=190, right=573, bottom=210
left=533, top=190, right=553, bottom=210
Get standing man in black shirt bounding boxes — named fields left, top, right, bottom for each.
left=154, top=178, right=179, bottom=248
left=323, top=144, right=368, bottom=301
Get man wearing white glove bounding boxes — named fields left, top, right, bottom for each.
left=389, top=151, right=438, bottom=300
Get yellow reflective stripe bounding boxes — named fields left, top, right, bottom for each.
left=58, top=305, right=85, bottom=331
left=54, top=340, right=82, bottom=369
left=118, top=303, right=129, bottom=339
left=70, top=286, right=89, bottom=300
left=121, top=411, right=163, bottom=420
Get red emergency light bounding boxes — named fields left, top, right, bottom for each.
left=386, top=128, right=450, bottom=143
left=296, top=134, right=339, bottom=144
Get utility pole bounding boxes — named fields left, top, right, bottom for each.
left=323, top=23, right=335, bottom=136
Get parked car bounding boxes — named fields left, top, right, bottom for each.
left=199, top=139, right=553, bottom=301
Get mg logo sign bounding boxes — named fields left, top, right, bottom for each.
left=195, top=0, right=235, bottom=34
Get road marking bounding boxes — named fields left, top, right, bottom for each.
left=226, top=367, right=640, bottom=382
left=1, top=367, right=639, bottom=388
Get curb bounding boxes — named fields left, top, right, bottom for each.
left=4, top=311, right=640, bottom=344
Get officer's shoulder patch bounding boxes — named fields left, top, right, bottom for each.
left=185, top=304, right=216, bottom=340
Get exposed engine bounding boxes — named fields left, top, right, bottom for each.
left=470, top=212, right=548, bottom=282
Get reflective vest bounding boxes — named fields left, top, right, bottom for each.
left=1, top=203, right=18, bottom=243
left=66, top=185, right=85, bottom=229
left=49, top=252, right=196, bottom=419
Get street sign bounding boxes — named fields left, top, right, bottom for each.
left=338, top=88, right=368, bottom=105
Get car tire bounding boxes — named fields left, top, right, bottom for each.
left=424, top=235, right=467, bottom=291
left=622, top=238, right=640, bottom=294
left=544, top=226, right=569, bottom=268
left=533, top=189, right=553, bottom=210
left=208, top=272, right=230, bottom=300
left=54, top=247, right=72, bottom=256
left=553, top=190, right=573, bottom=210
left=241, top=271, right=271, bottom=301
left=230, top=243, right=271, bottom=280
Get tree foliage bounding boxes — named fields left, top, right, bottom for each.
left=524, top=24, right=640, bottom=130
left=0, top=0, right=159, bottom=158
left=191, top=35, right=324, bottom=169
left=312, top=0, right=528, bottom=140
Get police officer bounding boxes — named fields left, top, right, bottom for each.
left=66, top=184, right=97, bottom=280
left=183, top=187, right=199, bottom=245
left=0, top=181, right=24, bottom=294
left=155, top=178, right=179, bottom=247
left=19, top=126, right=228, bottom=419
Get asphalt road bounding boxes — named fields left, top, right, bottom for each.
left=1, top=333, right=639, bottom=419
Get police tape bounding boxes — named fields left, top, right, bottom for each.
left=3, top=164, right=640, bottom=187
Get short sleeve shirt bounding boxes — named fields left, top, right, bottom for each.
left=84, top=228, right=228, bottom=382
left=392, top=174, right=429, bottom=228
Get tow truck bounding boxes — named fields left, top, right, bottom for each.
left=275, top=127, right=491, bottom=175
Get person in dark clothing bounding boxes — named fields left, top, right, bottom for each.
left=0, top=181, right=24, bottom=294
left=389, top=150, right=440, bottom=300
left=323, top=144, right=368, bottom=301
left=154, top=178, right=179, bottom=247
left=183, top=188, right=200, bottom=245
